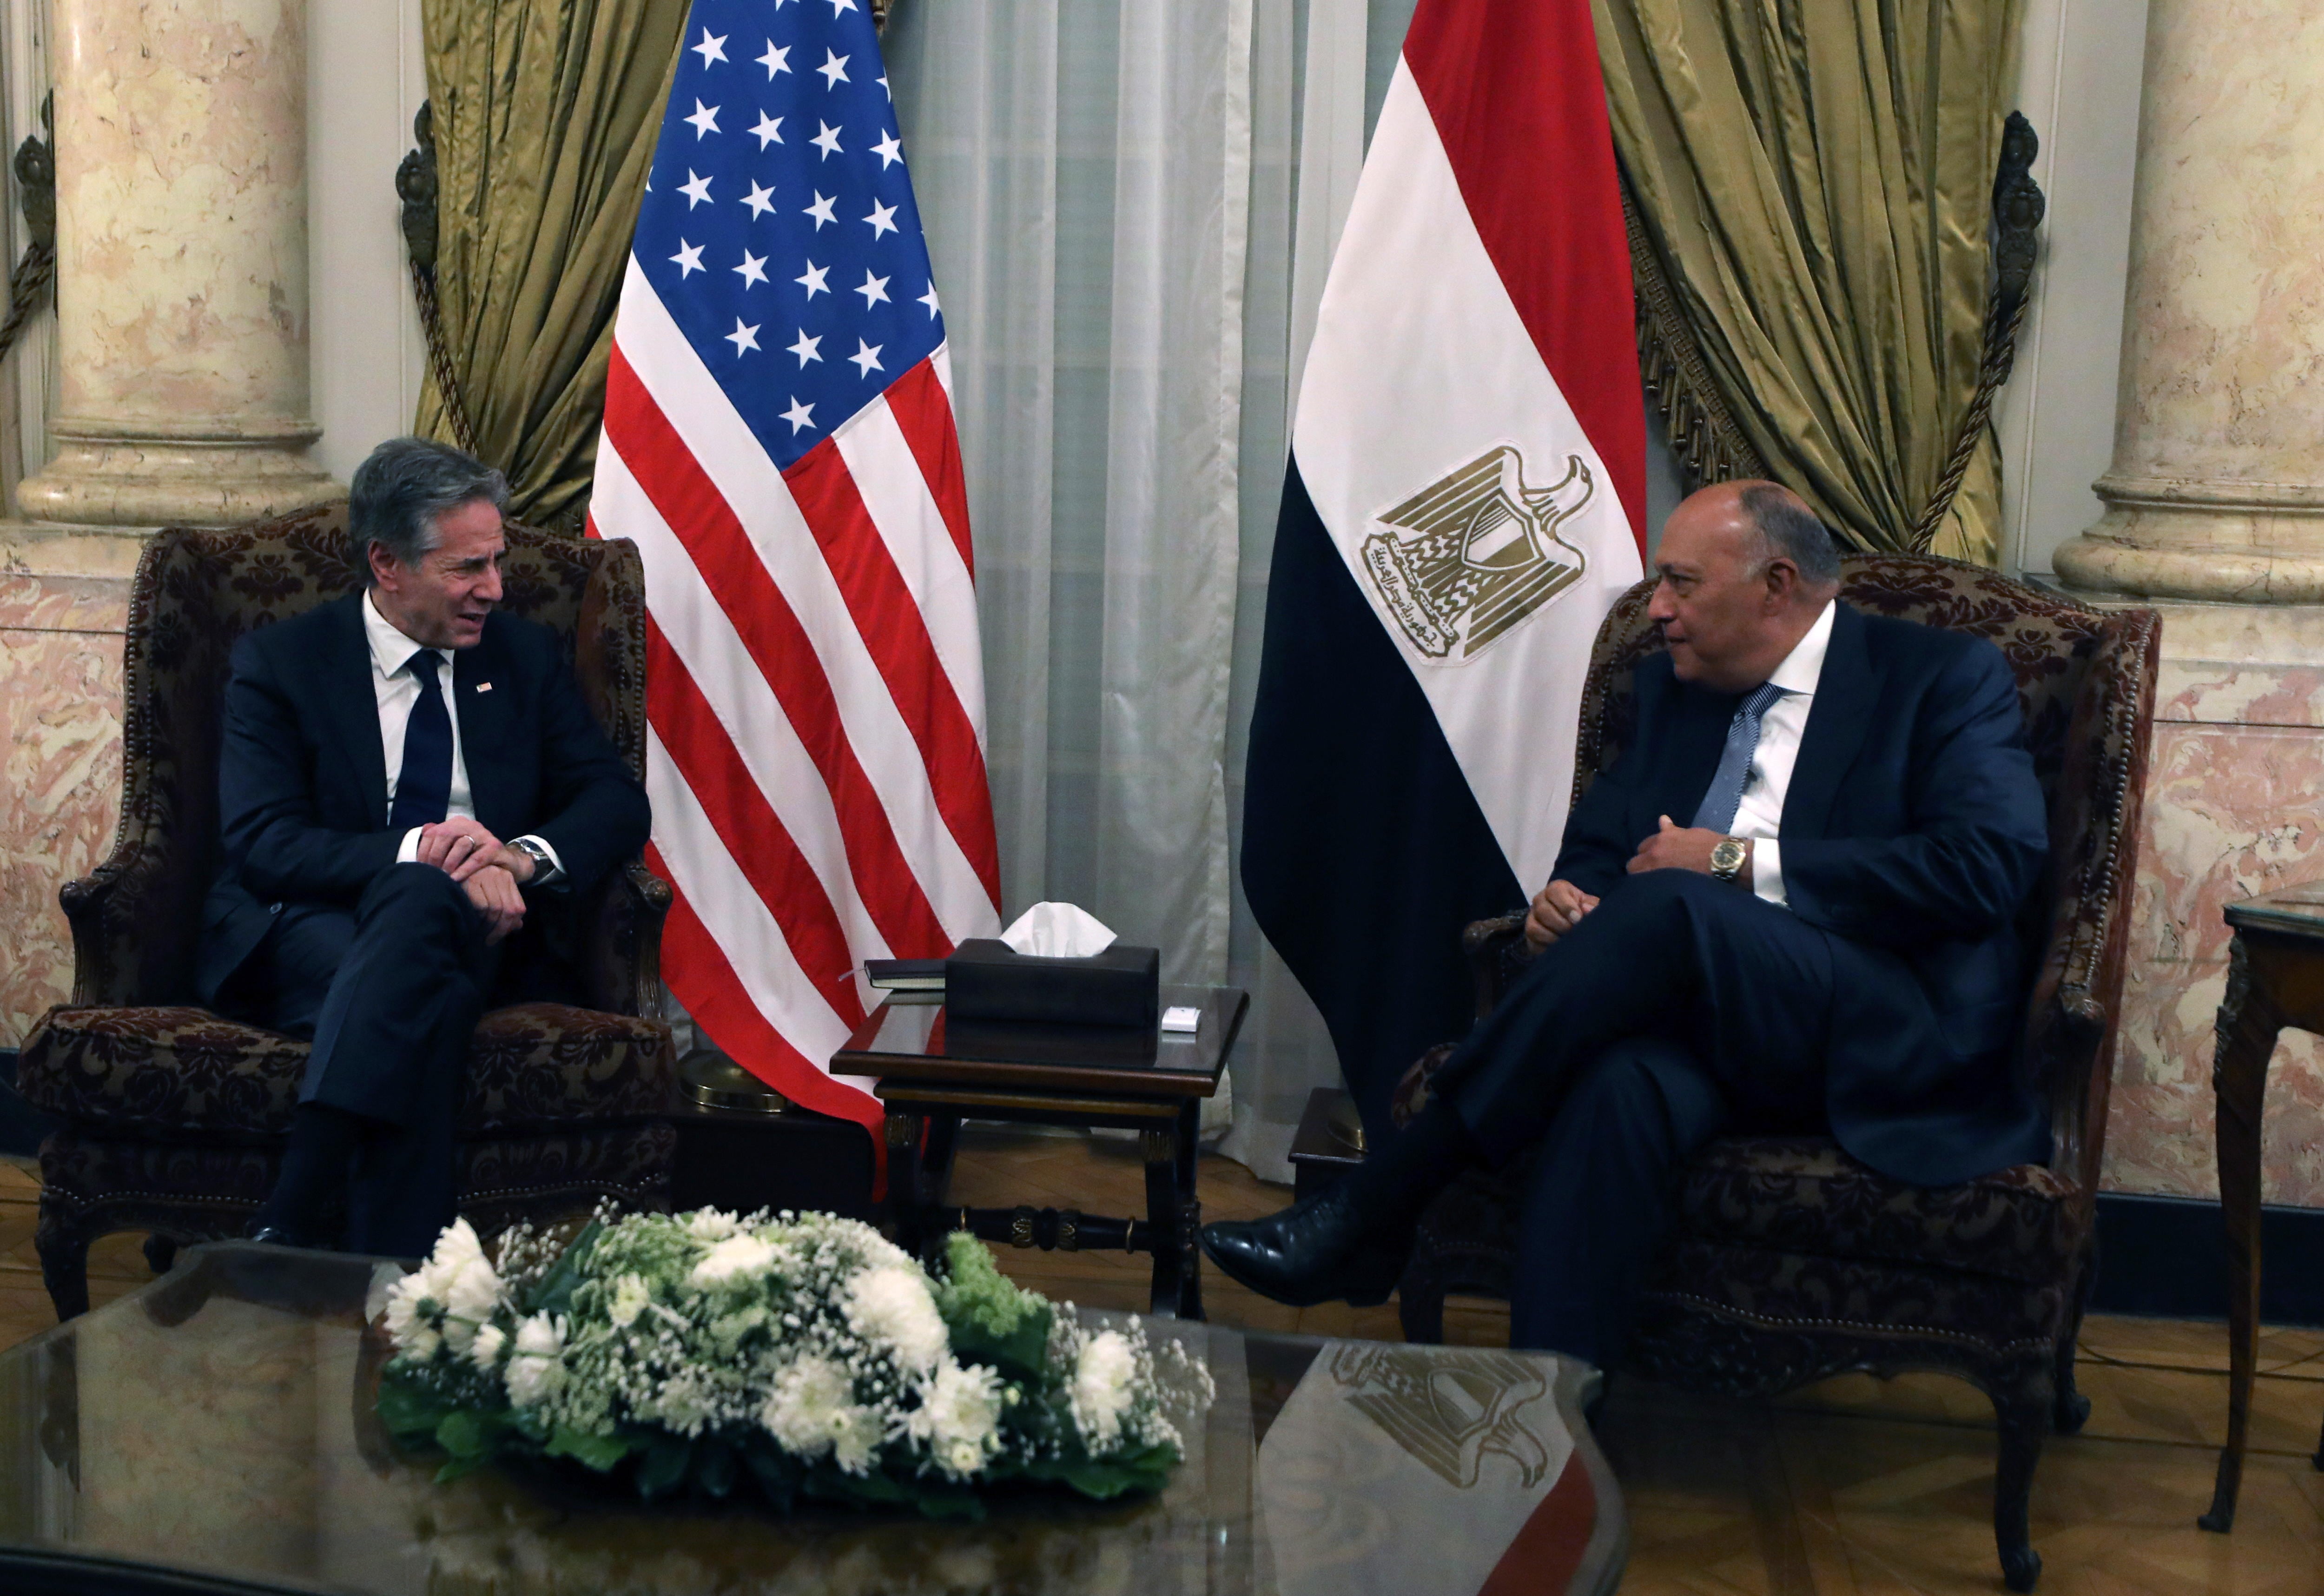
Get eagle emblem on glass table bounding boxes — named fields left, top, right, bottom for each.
left=1360, top=445, right=1595, bottom=662
left=1327, top=1342, right=1554, bottom=1490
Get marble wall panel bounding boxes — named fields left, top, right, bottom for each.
left=2129, top=722, right=2324, bottom=967
left=0, top=621, right=123, bottom=1046
left=2157, top=659, right=2324, bottom=730
left=2105, top=958, right=2324, bottom=1206
left=2101, top=720, right=2324, bottom=1208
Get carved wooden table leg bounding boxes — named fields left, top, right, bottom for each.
left=1174, top=1099, right=1202, bottom=1321
left=1139, top=1124, right=1190, bottom=1310
left=2200, top=936, right=2279, bottom=1534
left=884, top=1110, right=927, bottom=1258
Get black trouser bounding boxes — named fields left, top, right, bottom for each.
left=1433, top=869, right=1839, bottom=1365
left=242, top=862, right=500, bottom=1255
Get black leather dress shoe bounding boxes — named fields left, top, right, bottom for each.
left=1198, top=1185, right=1404, bottom=1308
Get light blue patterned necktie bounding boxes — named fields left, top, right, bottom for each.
left=1690, top=681, right=1786, bottom=834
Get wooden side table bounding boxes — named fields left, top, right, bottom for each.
left=832, top=984, right=1246, bottom=1319
left=2199, top=883, right=2324, bottom=1532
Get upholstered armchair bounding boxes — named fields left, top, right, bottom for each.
left=1390, top=556, right=2157, bottom=1593
left=16, top=505, right=677, bottom=1317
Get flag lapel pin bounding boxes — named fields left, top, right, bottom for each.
left=475, top=682, right=493, bottom=693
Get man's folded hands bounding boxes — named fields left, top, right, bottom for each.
left=416, top=815, right=526, bottom=942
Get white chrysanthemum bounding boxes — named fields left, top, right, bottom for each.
left=402, top=1322, right=442, bottom=1364
left=907, top=1361, right=1003, bottom=1477
left=830, top=1408, right=882, bottom=1475
left=504, top=1312, right=567, bottom=1408
left=684, top=1208, right=743, bottom=1242
left=382, top=1270, right=432, bottom=1349
left=761, top=1355, right=854, bottom=1457
left=844, top=1265, right=949, bottom=1374
left=690, top=1233, right=778, bottom=1287
left=467, top=1322, right=506, bottom=1371
left=607, top=1273, right=652, bottom=1328
left=1070, top=1331, right=1138, bottom=1451
left=439, top=1257, right=503, bottom=1352
left=431, top=1217, right=486, bottom=1274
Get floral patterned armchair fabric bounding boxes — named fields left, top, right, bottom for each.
left=15, top=504, right=678, bottom=1316
left=1390, top=555, right=2158, bottom=1594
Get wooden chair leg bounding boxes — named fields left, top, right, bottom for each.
left=35, top=1196, right=93, bottom=1322
left=2054, top=1259, right=2094, bottom=1434
left=1993, top=1371, right=2052, bottom=1593
left=143, top=1234, right=180, bottom=1275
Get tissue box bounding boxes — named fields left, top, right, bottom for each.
left=943, top=939, right=1161, bottom=1029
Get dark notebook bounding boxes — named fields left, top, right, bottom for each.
left=865, top=958, right=947, bottom=992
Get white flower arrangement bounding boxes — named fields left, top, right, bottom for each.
left=375, top=1208, right=1213, bottom=1518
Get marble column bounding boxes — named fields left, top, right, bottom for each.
left=2052, top=0, right=2324, bottom=602
left=14, top=0, right=337, bottom=528
left=2053, top=0, right=2324, bottom=1210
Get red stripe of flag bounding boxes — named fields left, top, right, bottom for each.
left=606, top=350, right=953, bottom=956
left=883, top=358, right=977, bottom=578
left=646, top=617, right=867, bottom=1029
left=650, top=847, right=888, bottom=1195
left=783, top=437, right=1003, bottom=906
left=1477, top=1450, right=1599, bottom=1595
left=1402, top=0, right=1645, bottom=549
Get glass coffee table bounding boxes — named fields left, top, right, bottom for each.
left=0, top=1243, right=1624, bottom=1595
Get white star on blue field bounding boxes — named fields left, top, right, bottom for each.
left=636, top=0, right=944, bottom=471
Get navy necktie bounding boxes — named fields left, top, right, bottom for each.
left=389, top=649, right=453, bottom=829
left=1690, top=681, right=1786, bottom=835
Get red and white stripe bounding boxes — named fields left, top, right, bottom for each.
left=591, top=253, right=1000, bottom=1132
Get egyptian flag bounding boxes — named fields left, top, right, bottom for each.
left=1242, top=0, right=1645, bottom=1134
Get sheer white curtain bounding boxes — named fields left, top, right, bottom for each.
left=888, top=0, right=1390, bottom=1180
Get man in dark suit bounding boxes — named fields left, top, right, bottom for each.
left=1202, top=480, right=2050, bottom=1365
left=200, top=437, right=651, bottom=1256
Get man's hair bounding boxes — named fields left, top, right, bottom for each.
left=1739, top=483, right=1842, bottom=589
left=348, top=437, right=509, bottom=586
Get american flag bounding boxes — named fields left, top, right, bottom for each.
left=589, top=0, right=1000, bottom=1134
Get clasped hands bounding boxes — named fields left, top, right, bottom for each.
left=1522, top=816, right=1740, bottom=951
left=416, top=816, right=535, bottom=943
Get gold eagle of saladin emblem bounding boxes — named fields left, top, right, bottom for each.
left=1327, top=1343, right=1552, bottom=1490
left=1360, top=445, right=1594, bottom=662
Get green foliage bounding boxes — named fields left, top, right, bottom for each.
left=932, top=1232, right=1052, bottom=1382
left=376, top=1211, right=1203, bottom=1521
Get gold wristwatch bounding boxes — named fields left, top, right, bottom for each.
left=1709, top=836, right=1748, bottom=885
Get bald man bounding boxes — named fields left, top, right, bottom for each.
left=1204, top=482, right=2051, bottom=1367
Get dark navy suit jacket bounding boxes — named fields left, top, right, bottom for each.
left=1552, top=601, right=2052, bottom=1185
left=197, top=592, right=651, bottom=1005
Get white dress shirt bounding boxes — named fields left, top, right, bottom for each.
left=1726, top=598, right=1835, bottom=909
left=364, top=590, right=561, bottom=879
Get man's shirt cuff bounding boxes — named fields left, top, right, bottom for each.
left=515, top=834, right=567, bottom=887
left=1751, top=839, right=1789, bottom=907
left=397, top=827, right=425, bottom=865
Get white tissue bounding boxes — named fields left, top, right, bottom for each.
left=998, top=901, right=1118, bottom=958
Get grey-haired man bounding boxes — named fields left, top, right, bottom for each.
left=199, top=437, right=650, bottom=1255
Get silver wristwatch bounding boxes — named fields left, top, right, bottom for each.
left=1709, top=835, right=1748, bottom=884
left=509, top=836, right=561, bottom=886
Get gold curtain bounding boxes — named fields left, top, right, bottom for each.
left=1593, top=0, right=2022, bottom=563
left=418, top=0, right=689, bottom=529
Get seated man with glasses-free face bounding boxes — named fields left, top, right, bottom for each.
left=1204, top=481, right=2051, bottom=1369
left=200, top=437, right=651, bottom=1256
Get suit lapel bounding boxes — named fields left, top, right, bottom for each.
left=327, top=594, right=390, bottom=827
left=1781, top=602, right=1878, bottom=841
left=454, top=623, right=516, bottom=828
